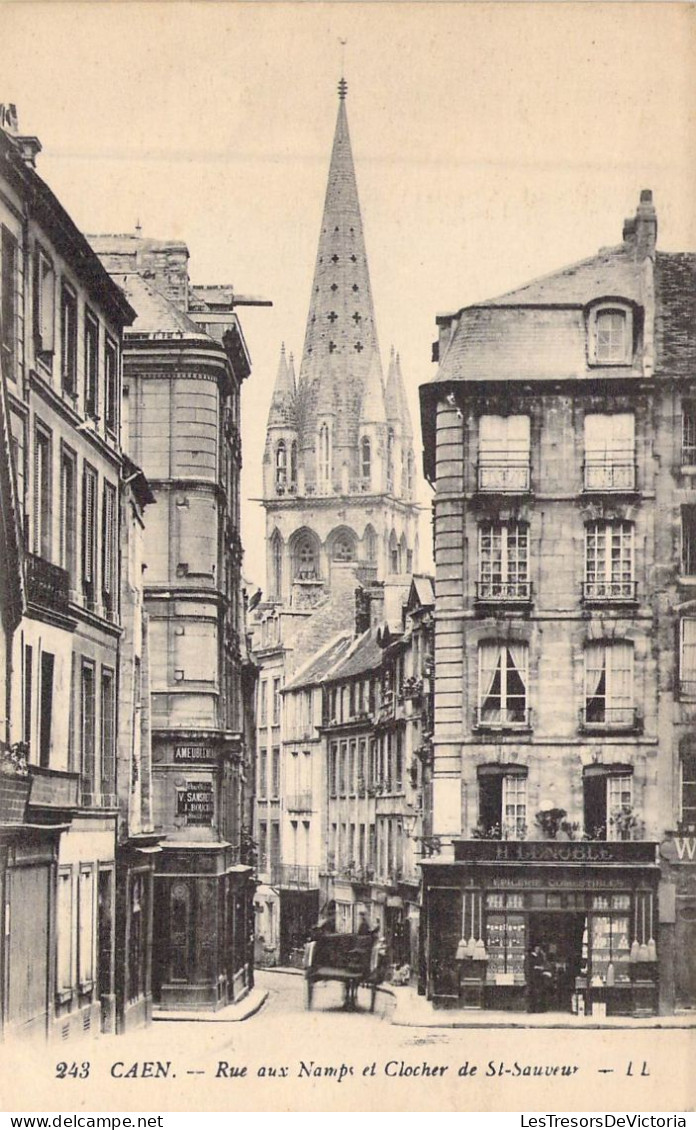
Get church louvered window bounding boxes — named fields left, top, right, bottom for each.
left=361, top=437, right=371, bottom=482
left=318, top=423, right=331, bottom=490
left=275, top=441, right=287, bottom=491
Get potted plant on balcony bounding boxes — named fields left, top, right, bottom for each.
left=609, top=806, right=643, bottom=841
left=534, top=806, right=568, bottom=841
left=0, top=741, right=31, bottom=823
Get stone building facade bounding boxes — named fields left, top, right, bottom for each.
left=419, top=190, right=696, bottom=1016
left=0, top=107, right=138, bottom=1040
left=91, top=235, right=263, bottom=1011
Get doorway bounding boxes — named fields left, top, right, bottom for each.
left=528, top=912, right=585, bottom=1012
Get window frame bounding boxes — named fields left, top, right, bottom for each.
left=104, top=335, right=118, bottom=435
left=477, top=641, right=529, bottom=728
left=478, top=520, right=530, bottom=601
left=84, top=308, right=100, bottom=420
left=60, top=280, right=78, bottom=398
left=583, top=641, right=635, bottom=729
left=584, top=519, right=635, bottom=601
left=1, top=225, right=19, bottom=381
left=588, top=302, right=633, bottom=367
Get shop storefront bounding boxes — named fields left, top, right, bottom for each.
left=421, top=840, right=659, bottom=1016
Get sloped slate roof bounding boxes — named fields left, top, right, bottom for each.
left=114, top=272, right=205, bottom=338
left=283, top=633, right=353, bottom=691
left=654, top=252, right=696, bottom=378
left=479, top=244, right=641, bottom=308
left=326, top=628, right=383, bottom=682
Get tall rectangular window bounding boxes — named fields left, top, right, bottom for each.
left=56, top=869, right=73, bottom=994
left=584, top=642, right=634, bottom=728
left=584, top=413, right=636, bottom=490
left=82, top=463, right=98, bottom=600
left=39, top=651, right=55, bottom=769
left=78, top=867, right=95, bottom=986
left=258, top=748, right=267, bottom=799
left=478, top=415, right=530, bottom=492
left=682, top=506, right=696, bottom=576
left=60, top=446, right=77, bottom=583
left=680, top=619, right=696, bottom=696
left=477, top=642, right=528, bottom=727
left=258, top=822, right=268, bottom=871
left=1, top=226, right=19, bottom=380
left=104, top=337, right=118, bottom=434
left=33, top=244, right=55, bottom=358
left=329, top=742, right=338, bottom=798
left=84, top=310, right=99, bottom=419
left=23, top=644, right=33, bottom=751
left=478, top=521, right=530, bottom=600
left=81, top=661, right=96, bottom=796
left=682, top=403, right=696, bottom=466
left=101, top=668, right=115, bottom=797
left=478, top=768, right=528, bottom=840
left=61, top=282, right=78, bottom=396
left=272, top=677, right=281, bottom=726
left=271, top=747, right=280, bottom=798
left=259, top=681, right=268, bottom=727
left=102, top=481, right=117, bottom=614
left=681, top=755, right=696, bottom=833
left=33, top=424, right=52, bottom=558
left=584, top=520, right=635, bottom=600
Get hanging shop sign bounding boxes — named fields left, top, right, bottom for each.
left=177, top=781, right=214, bottom=825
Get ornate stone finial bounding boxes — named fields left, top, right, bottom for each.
left=338, top=77, right=348, bottom=101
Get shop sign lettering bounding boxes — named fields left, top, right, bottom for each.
left=661, top=837, right=696, bottom=864
left=174, top=745, right=217, bottom=763
left=454, top=840, right=656, bottom=865
left=177, top=782, right=214, bottom=825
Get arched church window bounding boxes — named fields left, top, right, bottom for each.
left=361, top=436, right=371, bottom=482
left=275, top=441, right=287, bottom=491
left=364, top=526, right=377, bottom=562
left=333, top=533, right=355, bottom=562
left=294, top=535, right=318, bottom=580
left=389, top=531, right=399, bottom=574
left=406, top=450, right=415, bottom=496
left=270, top=530, right=283, bottom=598
left=387, top=428, right=394, bottom=492
left=290, top=441, right=298, bottom=488
left=318, top=423, right=331, bottom=489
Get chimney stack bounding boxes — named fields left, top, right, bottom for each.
left=623, top=189, right=657, bottom=260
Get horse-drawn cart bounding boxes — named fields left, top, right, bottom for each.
left=303, top=932, right=385, bottom=1011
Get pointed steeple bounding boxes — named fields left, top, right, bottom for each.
left=267, top=342, right=296, bottom=429
left=385, top=347, right=412, bottom=436
left=298, top=80, right=381, bottom=481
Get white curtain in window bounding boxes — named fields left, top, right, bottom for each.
left=584, top=413, right=635, bottom=458
left=681, top=619, right=696, bottom=684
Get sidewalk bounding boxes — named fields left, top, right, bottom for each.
left=153, top=986, right=268, bottom=1023
left=389, top=984, right=696, bottom=1029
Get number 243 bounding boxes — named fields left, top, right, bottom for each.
left=55, top=1062, right=90, bottom=1079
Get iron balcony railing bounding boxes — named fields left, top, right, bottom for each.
left=582, top=580, right=638, bottom=602
left=473, top=707, right=532, bottom=731
left=475, top=580, right=533, bottom=603
left=583, top=460, right=636, bottom=491
left=579, top=705, right=642, bottom=732
left=276, top=864, right=319, bottom=888
left=286, top=792, right=313, bottom=813
left=26, top=553, right=70, bottom=616
left=477, top=460, right=531, bottom=493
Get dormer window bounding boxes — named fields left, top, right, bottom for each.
left=589, top=303, right=633, bottom=366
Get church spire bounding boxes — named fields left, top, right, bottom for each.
left=385, top=347, right=412, bottom=436
left=266, top=342, right=296, bottom=429
left=298, top=80, right=382, bottom=483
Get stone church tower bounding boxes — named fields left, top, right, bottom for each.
left=262, top=79, right=419, bottom=612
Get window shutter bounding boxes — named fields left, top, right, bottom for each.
left=102, top=484, right=115, bottom=596
left=83, top=468, right=96, bottom=587
left=681, top=620, right=696, bottom=684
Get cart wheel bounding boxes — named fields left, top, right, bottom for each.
left=305, top=978, right=313, bottom=1010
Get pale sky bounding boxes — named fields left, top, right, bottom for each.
left=2, top=2, right=694, bottom=588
